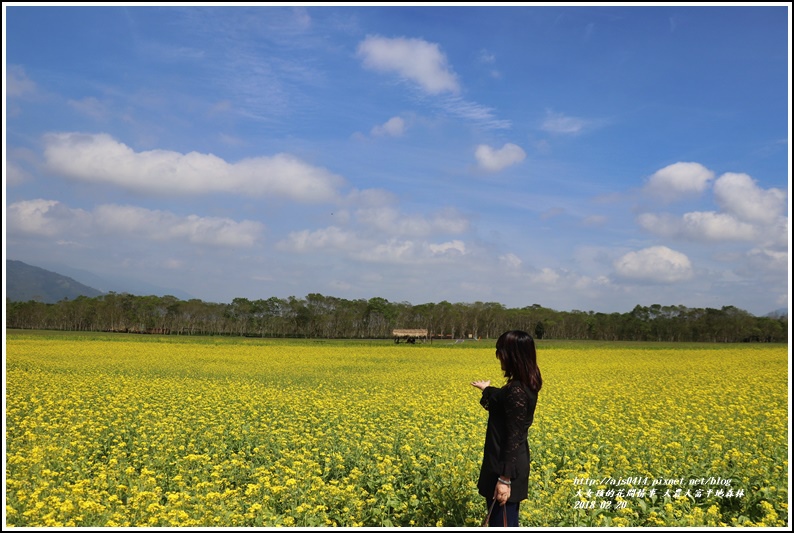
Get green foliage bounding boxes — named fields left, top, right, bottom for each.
left=6, top=293, right=788, bottom=342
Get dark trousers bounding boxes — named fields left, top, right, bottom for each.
left=485, top=498, right=520, bottom=527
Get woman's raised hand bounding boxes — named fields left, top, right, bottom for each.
left=471, top=380, right=491, bottom=390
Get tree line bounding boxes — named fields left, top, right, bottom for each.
left=5, top=292, right=788, bottom=343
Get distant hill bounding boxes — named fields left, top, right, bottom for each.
left=6, top=260, right=105, bottom=303
left=36, top=262, right=194, bottom=301
left=765, top=308, right=788, bottom=319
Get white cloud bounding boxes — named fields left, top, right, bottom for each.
left=356, top=35, right=460, bottom=95
left=7, top=199, right=263, bottom=247
left=637, top=169, right=787, bottom=246
left=356, top=37, right=508, bottom=129
left=474, top=143, right=526, bottom=173
left=7, top=199, right=90, bottom=237
left=541, top=207, right=565, bottom=220
left=42, top=132, right=345, bottom=202
left=678, top=211, right=757, bottom=241
left=6, top=161, right=34, bottom=187
left=277, top=226, right=361, bottom=253
left=478, top=50, right=496, bottom=64
left=530, top=267, right=561, bottom=285
left=499, top=253, right=523, bottom=269
left=428, top=240, right=466, bottom=255
left=541, top=111, right=587, bottom=134
left=356, top=239, right=468, bottom=264
left=329, top=280, right=352, bottom=291
left=642, top=162, right=715, bottom=202
left=371, top=116, right=406, bottom=137
left=355, top=206, right=468, bottom=237
left=93, top=205, right=263, bottom=247
left=6, top=65, right=37, bottom=98
left=582, top=215, right=608, bottom=226
left=713, top=172, right=787, bottom=225
left=278, top=224, right=470, bottom=265
left=613, top=246, right=694, bottom=283
left=344, top=188, right=397, bottom=208
left=745, top=247, right=788, bottom=274
left=637, top=211, right=757, bottom=242
left=439, top=96, right=511, bottom=129
left=291, top=6, right=312, bottom=30
left=356, top=239, right=417, bottom=263
left=68, top=97, right=109, bottom=120
left=164, top=259, right=185, bottom=270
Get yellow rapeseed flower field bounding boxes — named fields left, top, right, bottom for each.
left=5, top=332, right=789, bottom=527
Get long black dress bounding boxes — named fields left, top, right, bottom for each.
left=477, top=380, right=538, bottom=502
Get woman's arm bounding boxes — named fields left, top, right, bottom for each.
left=471, top=380, right=490, bottom=390
left=497, top=384, right=530, bottom=479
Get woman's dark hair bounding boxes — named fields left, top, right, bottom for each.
left=496, top=330, right=542, bottom=393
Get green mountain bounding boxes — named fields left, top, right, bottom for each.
left=6, top=260, right=104, bottom=303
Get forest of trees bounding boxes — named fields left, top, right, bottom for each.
left=5, top=292, right=788, bottom=343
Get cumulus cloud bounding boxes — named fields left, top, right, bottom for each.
left=42, top=132, right=345, bottom=202
left=613, top=246, right=694, bottom=283
left=474, top=143, right=526, bottom=173
left=713, top=172, right=787, bottom=225
left=637, top=168, right=787, bottom=246
left=637, top=211, right=757, bottom=242
left=371, top=116, right=406, bottom=137
left=7, top=199, right=263, bottom=247
left=7, top=199, right=90, bottom=237
left=357, top=35, right=460, bottom=95
left=642, top=162, right=715, bottom=202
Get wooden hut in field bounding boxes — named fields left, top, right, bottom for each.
left=392, top=329, right=428, bottom=344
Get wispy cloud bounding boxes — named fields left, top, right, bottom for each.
left=67, top=97, right=110, bottom=120
left=278, top=227, right=469, bottom=265
left=439, top=95, right=512, bottom=129
left=6, top=65, right=38, bottom=98
left=541, top=110, right=588, bottom=134
left=355, top=206, right=469, bottom=237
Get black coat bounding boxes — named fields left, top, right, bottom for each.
left=477, top=381, right=538, bottom=502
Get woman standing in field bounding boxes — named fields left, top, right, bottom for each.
left=471, top=330, right=542, bottom=527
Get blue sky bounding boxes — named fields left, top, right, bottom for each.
left=3, top=4, right=791, bottom=315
